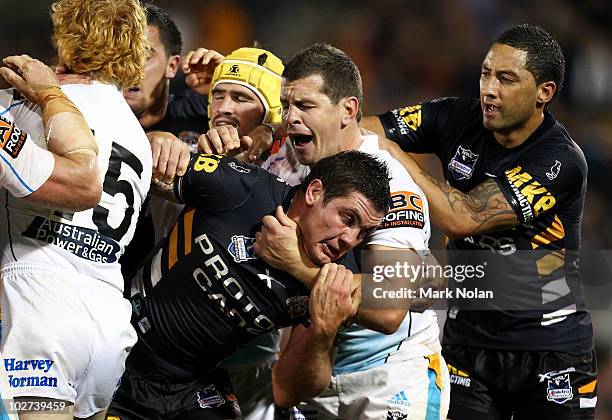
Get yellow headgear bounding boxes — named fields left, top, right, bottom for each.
left=208, top=47, right=284, bottom=127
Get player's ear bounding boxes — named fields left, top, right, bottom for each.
left=339, top=96, right=359, bottom=127
left=167, top=55, right=180, bottom=79
left=536, top=81, right=556, bottom=107
left=304, top=179, right=324, bottom=206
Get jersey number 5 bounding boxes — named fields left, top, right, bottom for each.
left=93, top=142, right=144, bottom=242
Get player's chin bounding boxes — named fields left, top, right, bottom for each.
left=482, top=115, right=505, bottom=131
left=293, top=148, right=316, bottom=167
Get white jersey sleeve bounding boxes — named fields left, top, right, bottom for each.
left=0, top=82, right=152, bottom=292
left=0, top=95, right=55, bottom=197
left=359, top=134, right=430, bottom=250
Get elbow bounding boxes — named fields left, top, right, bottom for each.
left=368, top=310, right=406, bottom=335
left=74, top=167, right=102, bottom=210
left=70, top=185, right=101, bottom=211
left=273, top=389, right=299, bottom=409
left=272, top=380, right=302, bottom=408
left=83, top=179, right=103, bottom=209
left=272, top=369, right=329, bottom=408
left=438, top=219, right=473, bottom=240
left=273, top=383, right=328, bottom=408
left=377, top=315, right=404, bottom=335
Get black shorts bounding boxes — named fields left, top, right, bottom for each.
left=106, top=362, right=241, bottom=420
left=442, top=345, right=597, bottom=420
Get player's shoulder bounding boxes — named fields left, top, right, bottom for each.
left=359, top=134, right=423, bottom=189
left=422, top=96, right=480, bottom=114
left=64, top=81, right=147, bottom=142
left=61, top=81, right=130, bottom=118
left=61, top=81, right=117, bottom=101
left=531, top=115, right=587, bottom=173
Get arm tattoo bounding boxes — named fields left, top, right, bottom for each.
left=421, top=171, right=518, bottom=233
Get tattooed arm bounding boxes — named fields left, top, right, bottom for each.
left=382, top=140, right=518, bottom=239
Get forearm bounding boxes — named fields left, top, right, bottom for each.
left=25, top=89, right=101, bottom=210
left=381, top=140, right=518, bottom=238
left=283, top=262, right=321, bottom=289
left=37, top=87, right=98, bottom=159
left=27, top=152, right=100, bottom=211
left=412, top=166, right=518, bottom=238
left=273, top=326, right=334, bottom=407
left=354, top=308, right=407, bottom=335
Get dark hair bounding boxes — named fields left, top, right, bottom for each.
left=145, top=4, right=182, bottom=56
left=283, top=43, right=363, bottom=121
left=302, top=150, right=390, bottom=215
left=496, top=24, right=565, bottom=100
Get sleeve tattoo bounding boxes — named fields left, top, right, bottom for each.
left=421, top=171, right=519, bottom=233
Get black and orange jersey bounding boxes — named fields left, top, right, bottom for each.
left=127, top=154, right=312, bottom=377
left=379, top=97, right=592, bottom=353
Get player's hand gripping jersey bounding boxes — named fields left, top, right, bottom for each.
left=379, top=97, right=592, bottom=353
left=128, top=154, right=315, bottom=377
left=0, top=82, right=152, bottom=291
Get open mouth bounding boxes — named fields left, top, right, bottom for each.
left=483, top=103, right=500, bottom=115
left=214, top=118, right=239, bottom=128
left=290, top=135, right=314, bottom=146
left=123, top=87, right=140, bottom=98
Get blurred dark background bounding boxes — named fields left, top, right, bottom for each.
left=2, top=0, right=610, bottom=416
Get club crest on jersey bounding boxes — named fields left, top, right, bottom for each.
left=387, top=409, right=408, bottom=420
left=546, top=373, right=573, bottom=404
left=546, top=160, right=561, bottom=180
left=448, top=146, right=479, bottom=180
left=196, top=385, right=225, bottom=408
left=227, top=235, right=257, bottom=263
left=286, top=296, right=309, bottom=318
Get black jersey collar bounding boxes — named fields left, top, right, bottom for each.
left=282, top=185, right=300, bottom=214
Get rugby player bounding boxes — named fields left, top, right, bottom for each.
left=120, top=4, right=206, bottom=277
left=0, top=55, right=100, bottom=210
left=120, top=11, right=286, bottom=417
left=106, top=150, right=391, bottom=419
left=363, top=24, right=595, bottom=419
left=202, top=46, right=286, bottom=420
left=250, top=44, right=450, bottom=419
left=0, top=1, right=150, bottom=418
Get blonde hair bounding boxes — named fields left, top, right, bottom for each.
left=51, top=0, right=148, bottom=90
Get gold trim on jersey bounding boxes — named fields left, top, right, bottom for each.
left=168, top=208, right=196, bottom=270
left=531, top=215, right=565, bottom=249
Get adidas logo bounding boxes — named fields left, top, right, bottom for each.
left=387, top=390, right=410, bottom=407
